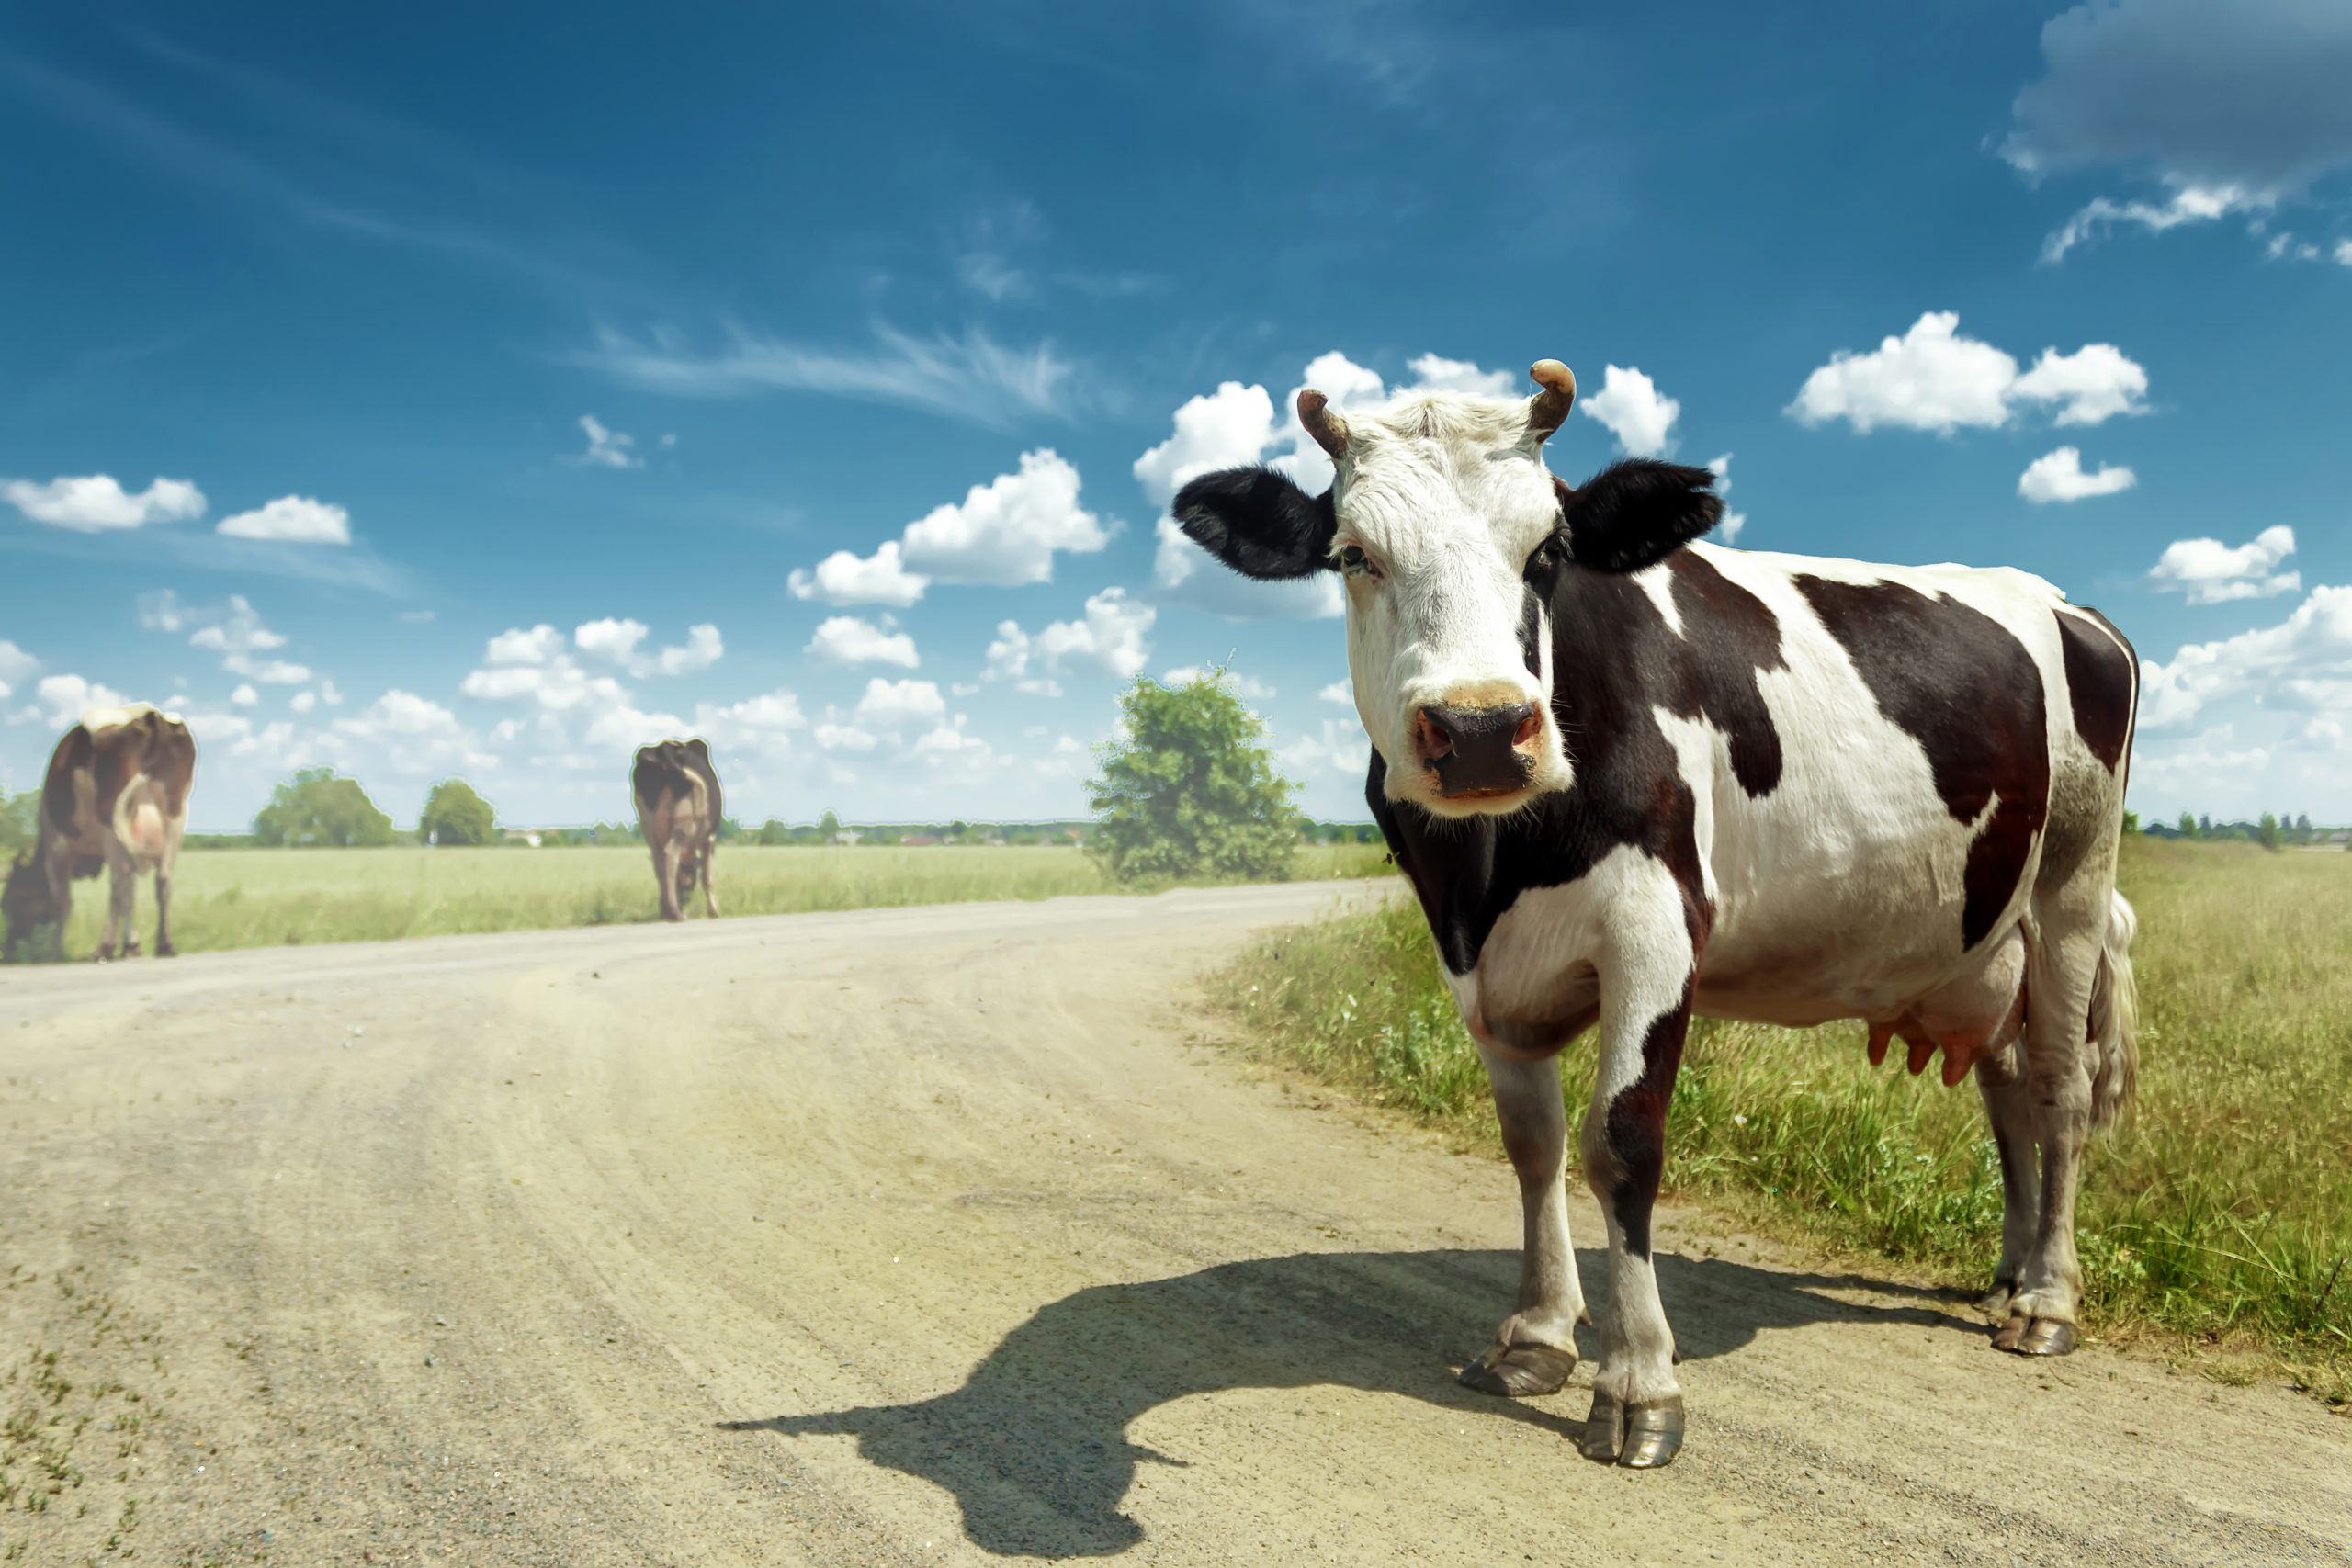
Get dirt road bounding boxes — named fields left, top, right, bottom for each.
left=3, top=885, right=2344, bottom=1566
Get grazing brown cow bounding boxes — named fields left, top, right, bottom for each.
left=632, top=738, right=721, bottom=922
left=3, top=704, right=198, bottom=963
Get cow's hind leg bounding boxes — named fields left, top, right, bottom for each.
left=700, top=839, right=719, bottom=919
left=650, top=837, right=683, bottom=922
left=153, top=861, right=176, bottom=957
left=1973, top=1045, right=2040, bottom=1319
left=1459, top=1048, right=1586, bottom=1398
left=98, top=849, right=137, bottom=960
left=1994, top=821, right=2133, bottom=1356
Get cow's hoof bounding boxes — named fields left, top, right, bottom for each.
left=1457, top=1340, right=1576, bottom=1398
left=155, top=942, right=177, bottom=958
left=1992, top=1315, right=2076, bottom=1356
left=1976, top=1278, right=2018, bottom=1315
left=1577, top=1390, right=1683, bottom=1469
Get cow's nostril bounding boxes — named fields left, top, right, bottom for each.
left=1511, top=710, right=1540, bottom=747
left=1419, top=709, right=1456, bottom=761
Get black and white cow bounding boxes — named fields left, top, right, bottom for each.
left=1174, top=361, right=2139, bottom=1470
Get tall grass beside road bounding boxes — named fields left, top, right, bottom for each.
left=1211, top=836, right=2352, bottom=1402
left=47, top=841, right=1395, bottom=956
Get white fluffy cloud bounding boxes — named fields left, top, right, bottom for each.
left=1705, top=454, right=1747, bottom=542
left=805, top=615, right=919, bottom=668
left=187, top=596, right=311, bottom=684
left=788, top=540, right=928, bottom=608
left=0, top=640, right=36, bottom=696
left=461, top=624, right=627, bottom=713
left=1318, top=677, right=1353, bottom=705
left=787, top=450, right=1109, bottom=605
left=980, top=621, right=1060, bottom=695
left=216, top=494, right=351, bottom=545
left=2141, top=582, right=2352, bottom=733
left=3, top=475, right=205, bottom=531
left=854, top=678, right=947, bottom=730
left=2018, top=446, right=2137, bottom=503
left=569, top=414, right=641, bottom=469
left=15, top=673, right=129, bottom=728
left=2003, top=0, right=2352, bottom=260
left=2148, top=526, right=2300, bottom=604
left=1579, top=365, right=1680, bottom=457
left=231, top=683, right=258, bottom=707
left=1276, top=718, right=1369, bottom=779
left=1788, top=312, right=2149, bottom=434
left=1035, top=588, right=1155, bottom=680
left=693, top=689, right=808, bottom=756
left=573, top=618, right=723, bottom=677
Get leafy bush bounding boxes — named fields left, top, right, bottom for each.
left=1087, top=671, right=1297, bottom=885
left=419, top=778, right=498, bottom=846
left=253, top=769, right=395, bottom=848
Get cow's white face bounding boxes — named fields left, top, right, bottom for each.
left=1170, top=360, right=1724, bottom=823
left=1332, top=398, right=1573, bottom=817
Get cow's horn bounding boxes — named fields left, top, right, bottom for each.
left=1298, top=389, right=1351, bottom=460
left=1527, top=359, right=1577, bottom=441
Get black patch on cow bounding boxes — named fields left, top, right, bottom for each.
left=1603, top=982, right=1694, bottom=1261
left=40, top=725, right=90, bottom=840
left=1796, top=578, right=2051, bottom=950
left=1551, top=460, right=1723, bottom=575
left=634, top=738, right=724, bottom=821
left=1369, top=556, right=1769, bottom=978
left=1663, top=552, right=1788, bottom=796
left=1516, top=585, right=1544, bottom=679
left=1171, top=467, right=1339, bottom=580
left=2054, top=608, right=2134, bottom=773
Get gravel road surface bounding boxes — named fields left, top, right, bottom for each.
left=3, top=883, right=2344, bottom=1566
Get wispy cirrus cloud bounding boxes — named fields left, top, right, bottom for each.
left=571, top=321, right=1080, bottom=426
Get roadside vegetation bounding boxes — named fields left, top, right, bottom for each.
left=1210, top=835, right=2352, bottom=1404
left=33, top=841, right=1393, bottom=957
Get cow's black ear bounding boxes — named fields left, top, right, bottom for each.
left=1173, top=467, right=1339, bottom=580
left=1555, top=460, right=1724, bottom=574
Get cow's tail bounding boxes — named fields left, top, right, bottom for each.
left=2087, top=890, right=2140, bottom=1133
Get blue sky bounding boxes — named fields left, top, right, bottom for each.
left=4, top=1, right=2349, bottom=829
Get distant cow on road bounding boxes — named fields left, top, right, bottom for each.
left=633, top=739, right=721, bottom=922
left=3, top=704, right=198, bottom=963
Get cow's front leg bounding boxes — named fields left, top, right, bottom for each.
left=1459, top=1048, right=1586, bottom=1397
left=1576, top=907, right=1697, bottom=1468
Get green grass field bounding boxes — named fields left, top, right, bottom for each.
left=42, top=840, right=1396, bottom=956
left=1212, top=836, right=2352, bottom=1402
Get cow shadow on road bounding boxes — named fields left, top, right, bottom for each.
left=723, top=1247, right=1979, bottom=1559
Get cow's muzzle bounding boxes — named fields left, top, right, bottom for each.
left=1415, top=703, right=1539, bottom=798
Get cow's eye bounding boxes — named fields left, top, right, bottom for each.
left=1340, top=544, right=1374, bottom=577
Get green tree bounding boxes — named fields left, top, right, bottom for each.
left=1087, top=671, right=1298, bottom=886
left=0, top=790, right=38, bottom=854
left=418, top=778, right=497, bottom=846
left=817, top=809, right=842, bottom=841
left=253, top=768, right=395, bottom=848
left=2258, top=811, right=2283, bottom=852
left=2177, top=811, right=2196, bottom=839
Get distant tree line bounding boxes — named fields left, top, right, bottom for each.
left=2146, top=811, right=2338, bottom=851
left=7, top=757, right=1382, bottom=860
